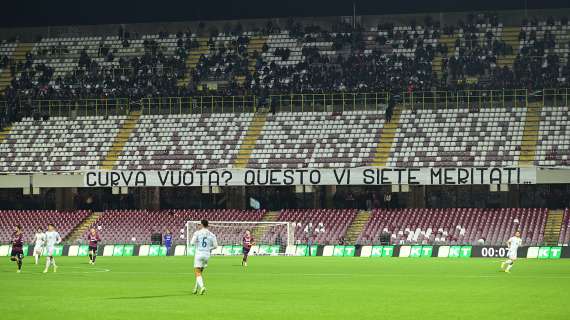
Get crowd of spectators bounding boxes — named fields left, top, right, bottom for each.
left=4, top=39, right=187, bottom=103
left=0, top=14, right=569, bottom=118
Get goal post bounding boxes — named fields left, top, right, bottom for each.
left=185, top=221, right=294, bottom=255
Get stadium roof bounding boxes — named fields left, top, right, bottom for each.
left=2, top=0, right=569, bottom=28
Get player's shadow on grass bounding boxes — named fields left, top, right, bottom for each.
left=107, top=293, right=190, bottom=300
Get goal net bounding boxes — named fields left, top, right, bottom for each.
left=185, top=221, right=294, bottom=256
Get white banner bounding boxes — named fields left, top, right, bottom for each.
left=83, top=167, right=536, bottom=187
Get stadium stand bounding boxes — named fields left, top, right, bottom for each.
left=2, top=104, right=570, bottom=170
left=388, top=106, right=526, bottom=167
left=81, top=209, right=266, bottom=244
left=0, top=13, right=569, bottom=248
left=275, top=209, right=357, bottom=244
left=249, top=111, right=385, bottom=168
left=357, top=208, right=548, bottom=246
left=535, top=105, right=570, bottom=166
left=78, top=209, right=355, bottom=245
left=117, top=113, right=253, bottom=170
left=0, top=14, right=568, bottom=106
left=0, top=115, right=128, bottom=172
left=0, top=210, right=91, bottom=243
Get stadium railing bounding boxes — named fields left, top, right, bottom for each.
left=401, top=89, right=530, bottom=109
left=401, top=88, right=570, bottom=110
left=3, top=89, right=569, bottom=117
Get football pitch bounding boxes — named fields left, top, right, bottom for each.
left=1, top=256, right=569, bottom=320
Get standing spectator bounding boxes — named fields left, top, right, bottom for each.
left=384, top=192, right=392, bottom=209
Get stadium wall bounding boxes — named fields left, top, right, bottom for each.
left=1, top=244, right=567, bottom=259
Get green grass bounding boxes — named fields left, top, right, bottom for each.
left=1, top=256, right=569, bottom=320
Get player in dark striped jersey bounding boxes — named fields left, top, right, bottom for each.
left=87, top=228, right=101, bottom=265
left=10, top=225, right=24, bottom=273
left=242, top=230, right=255, bottom=267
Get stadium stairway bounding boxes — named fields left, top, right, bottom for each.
left=0, top=125, right=11, bottom=143
left=344, top=211, right=372, bottom=244
left=0, top=42, right=35, bottom=91
left=233, top=112, right=268, bottom=168
left=519, top=102, right=542, bottom=167
left=495, top=26, right=519, bottom=68
left=251, top=211, right=280, bottom=241
left=431, top=55, right=443, bottom=79
left=247, top=36, right=268, bottom=75
left=496, top=54, right=516, bottom=68
left=100, top=111, right=141, bottom=170
left=502, top=26, right=520, bottom=51
left=438, top=34, right=456, bottom=47
left=64, top=212, right=103, bottom=243
left=0, top=69, right=11, bottom=92
left=544, top=210, right=564, bottom=245
left=372, top=105, right=401, bottom=166
left=178, top=37, right=209, bottom=87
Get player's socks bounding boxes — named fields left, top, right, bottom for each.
left=93, top=255, right=97, bottom=263
left=89, top=253, right=93, bottom=262
left=506, top=262, right=513, bottom=272
left=45, top=257, right=51, bottom=271
left=17, top=258, right=22, bottom=271
left=34, top=254, right=39, bottom=265
left=196, top=276, right=204, bottom=289
left=200, top=287, right=206, bottom=295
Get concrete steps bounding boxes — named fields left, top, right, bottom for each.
left=100, top=111, right=141, bottom=170
left=0, top=126, right=12, bottom=143
left=251, top=211, right=280, bottom=241
left=247, top=36, right=267, bottom=74
left=64, top=212, right=103, bottom=242
left=233, top=113, right=267, bottom=168
left=344, top=211, right=372, bottom=244
left=372, top=106, right=401, bottom=167
left=518, top=102, right=542, bottom=167
left=178, top=38, right=209, bottom=87
left=544, top=210, right=564, bottom=246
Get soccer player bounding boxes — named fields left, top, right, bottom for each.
left=242, top=230, right=255, bottom=267
left=501, top=230, right=522, bottom=273
left=190, top=220, right=218, bottom=295
left=10, top=225, right=24, bottom=273
left=33, top=228, right=46, bottom=265
left=164, top=229, right=173, bottom=256
left=87, top=228, right=101, bottom=265
left=44, top=224, right=62, bottom=273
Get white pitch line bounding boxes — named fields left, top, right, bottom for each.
left=99, top=271, right=570, bottom=280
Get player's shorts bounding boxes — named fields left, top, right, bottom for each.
left=194, top=253, right=210, bottom=268
left=33, top=246, right=43, bottom=254
left=508, top=250, right=518, bottom=260
left=10, top=248, right=23, bottom=259
left=242, top=247, right=250, bottom=255
left=89, top=246, right=98, bottom=253
left=46, top=246, right=55, bottom=256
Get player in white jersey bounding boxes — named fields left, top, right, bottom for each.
left=501, top=231, right=522, bottom=273
left=33, top=228, right=46, bottom=265
left=43, top=224, right=62, bottom=273
left=190, top=220, right=218, bottom=295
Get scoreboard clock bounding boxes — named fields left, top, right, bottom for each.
left=471, top=246, right=524, bottom=258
